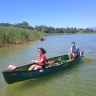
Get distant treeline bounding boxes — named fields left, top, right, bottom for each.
left=0, top=21, right=96, bottom=47
left=0, top=21, right=96, bottom=33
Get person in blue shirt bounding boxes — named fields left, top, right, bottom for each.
left=68, top=42, right=82, bottom=60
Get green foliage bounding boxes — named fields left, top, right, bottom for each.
left=0, top=21, right=96, bottom=47
left=0, top=26, right=43, bottom=46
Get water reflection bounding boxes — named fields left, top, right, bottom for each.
left=6, top=78, right=48, bottom=96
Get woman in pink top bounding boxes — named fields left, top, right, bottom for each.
left=28, top=48, right=46, bottom=70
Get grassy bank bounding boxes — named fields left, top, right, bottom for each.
left=0, top=26, right=44, bottom=47
left=0, top=22, right=96, bottom=47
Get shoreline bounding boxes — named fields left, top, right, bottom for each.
left=0, top=38, right=40, bottom=48
left=0, top=32, right=96, bottom=48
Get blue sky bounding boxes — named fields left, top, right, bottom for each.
left=0, top=0, right=96, bottom=28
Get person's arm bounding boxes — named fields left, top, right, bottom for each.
left=77, top=46, right=81, bottom=52
left=32, top=56, right=43, bottom=63
left=33, top=59, right=44, bottom=63
left=32, top=55, right=45, bottom=63
left=70, top=47, right=73, bottom=53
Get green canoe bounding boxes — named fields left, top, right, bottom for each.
left=2, top=54, right=82, bottom=84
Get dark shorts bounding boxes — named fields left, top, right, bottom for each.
left=41, top=65, right=45, bottom=68
left=74, top=53, right=80, bottom=58
left=34, top=63, right=45, bottom=68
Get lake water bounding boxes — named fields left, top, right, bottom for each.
left=0, top=34, right=96, bottom=96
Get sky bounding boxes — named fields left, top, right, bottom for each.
left=0, top=0, right=96, bottom=28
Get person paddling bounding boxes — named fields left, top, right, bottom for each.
left=40, top=36, right=45, bottom=41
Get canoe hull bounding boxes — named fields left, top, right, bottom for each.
left=2, top=55, right=82, bottom=84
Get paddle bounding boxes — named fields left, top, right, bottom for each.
left=46, top=60, right=55, bottom=65
left=85, top=57, right=93, bottom=62
left=45, top=60, right=55, bottom=68
left=79, top=50, right=93, bottom=62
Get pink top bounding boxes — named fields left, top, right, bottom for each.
left=38, top=54, right=46, bottom=66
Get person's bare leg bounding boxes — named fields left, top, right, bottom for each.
left=28, top=65, right=36, bottom=70
left=72, top=53, right=78, bottom=59
left=67, top=59, right=72, bottom=62
left=68, top=53, right=72, bottom=60
left=80, top=51, right=82, bottom=56
left=34, top=65, right=42, bottom=70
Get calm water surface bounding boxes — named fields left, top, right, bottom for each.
left=0, top=34, right=96, bottom=96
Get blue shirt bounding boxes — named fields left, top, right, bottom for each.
left=71, top=46, right=80, bottom=54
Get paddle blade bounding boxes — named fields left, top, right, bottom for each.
left=85, top=57, right=93, bottom=61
